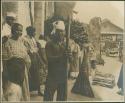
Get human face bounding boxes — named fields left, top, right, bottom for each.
left=27, top=29, right=36, bottom=37
left=30, top=32, right=36, bottom=37
left=55, top=29, right=65, bottom=41
left=12, top=25, right=23, bottom=39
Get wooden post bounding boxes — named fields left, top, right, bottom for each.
left=65, top=15, right=71, bottom=100
left=29, top=1, right=33, bottom=26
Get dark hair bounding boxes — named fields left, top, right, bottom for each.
left=26, top=26, right=35, bottom=34
left=11, top=23, right=23, bottom=34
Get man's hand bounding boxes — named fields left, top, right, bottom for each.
left=64, top=48, right=73, bottom=61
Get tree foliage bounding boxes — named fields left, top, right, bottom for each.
left=70, top=20, right=88, bottom=44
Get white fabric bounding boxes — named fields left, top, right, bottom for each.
left=40, top=85, right=45, bottom=94
left=53, top=20, right=65, bottom=30
left=38, top=39, right=47, bottom=48
left=6, top=12, right=16, bottom=18
left=3, top=82, right=22, bottom=101
left=2, top=23, right=11, bottom=37
left=51, top=20, right=65, bottom=35
left=70, top=72, right=79, bottom=78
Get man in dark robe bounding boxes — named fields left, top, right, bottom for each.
left=44, top=20, right=72, bottom=101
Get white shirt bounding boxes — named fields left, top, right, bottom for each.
left=38, top=39, right=47, bottom=48
left=2, top=23, right=11, bottom=37
left=23, top=35, right=38, bottom=53
left=1, top=23, right=11, bottom=73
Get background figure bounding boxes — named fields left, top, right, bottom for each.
left=117, top=64, right=124, bottom=95
left=89, top=45, right=96, bottom=79
left=71, top=35, right=94, bottom=98
left=68, top=39, right=80, bottom=80
left=37, top=35, right=48, bottom=96
left=119, top=46, right=123, bottom=62
left=2, top=12, right=16, bottom=43
left=24, top=26, right=41, bottom=95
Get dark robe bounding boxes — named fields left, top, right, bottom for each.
left=28, top=52, right=41, bottom=91
left=45, top=41, right=67, bottom=84
left=71, top=47, right=94, bottom=98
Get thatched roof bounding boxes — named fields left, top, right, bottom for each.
left=101, top=19, right=123, bottom=35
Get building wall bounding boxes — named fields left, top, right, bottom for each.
left=101, top=33, right=123, bottom=42
left=34, top=2, right=45, bottom=39
left=34, top=2, right=54, bottom=39
left=17, top=1, right=31, bottom=35
left=2, top=2, right=18, bottom=25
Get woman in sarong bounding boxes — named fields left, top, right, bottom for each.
left=71, top=37, right=94, bottom=98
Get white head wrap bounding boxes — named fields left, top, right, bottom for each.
left=51, top=20, right=65, bottom=35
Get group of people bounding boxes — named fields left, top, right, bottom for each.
left=2, top=12, right=47, bottom=101
left=2, top=12, right=97, bottom=101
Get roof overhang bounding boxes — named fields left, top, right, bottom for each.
left=101, top=32, right=123, bottom=35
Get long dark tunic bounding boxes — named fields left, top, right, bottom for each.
left=23, top=36, right=41, bottom=91
left=28, top=52, right=41, bottom=91
left=45, top=41, right=67, bottom=85
left=71, top=47, right=94, bottom=98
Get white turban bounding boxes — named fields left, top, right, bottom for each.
left=51, top=20, right=65, bottom=35
left=6, top=12, right=16, bottom=18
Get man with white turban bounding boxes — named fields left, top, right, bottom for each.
left=2, top=12, right=16, bottom=39
left=51, top=20, right=65, bottom=35
left=44, top=20, right=72, bottom=101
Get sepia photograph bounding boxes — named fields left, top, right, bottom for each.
left=1, top=0, right=124, bottom=102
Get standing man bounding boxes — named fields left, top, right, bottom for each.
left=44, top=20, right=72, bottom=101
left=24, top=26, right=41, bottom=95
